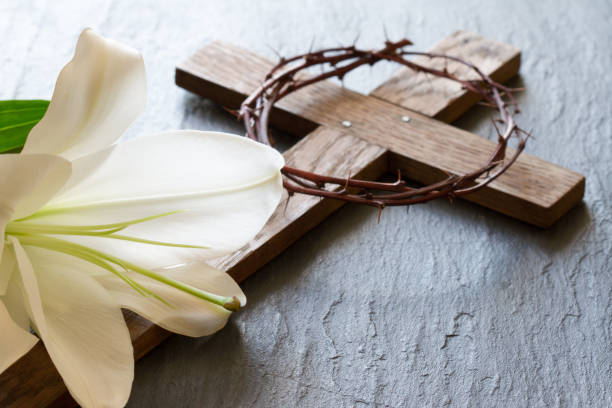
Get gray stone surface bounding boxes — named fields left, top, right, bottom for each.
left=3, top=0, right=611, bottom=406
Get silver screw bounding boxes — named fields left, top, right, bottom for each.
left=341, top=120, right=352, bottom=128
left=401, top=115, right=412, bottom=123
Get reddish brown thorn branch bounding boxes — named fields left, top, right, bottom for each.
left=239, top=38, right=527, bottom=210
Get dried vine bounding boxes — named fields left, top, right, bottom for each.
left=239, top=39, right=528, bottom=210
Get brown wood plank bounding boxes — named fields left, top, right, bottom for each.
left=292, top=88, right=584, bottom=227
left=371, top=30, right=521, bottom=122
left=176, top=38, right=584, bottom=227
left=1, top=32, right=549, bottom=408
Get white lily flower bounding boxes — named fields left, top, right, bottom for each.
left=0, top=29, right=284, bottom=407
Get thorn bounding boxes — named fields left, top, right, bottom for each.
left=266, top=44, right=282, bottom=61
left=377, top=205, right=384, bottom=223
left=222, top=106, right=240, bottom=118
left=283, top=192, right=292, bottom=215
left=308, top=35, right=316, bottom=54
left=383, top=24, right=390, bottom=42
left=477, top=101, right=497, bottom=109
left=441, top=168, right=453, bottom=179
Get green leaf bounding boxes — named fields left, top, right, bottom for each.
left=0, top=100, right=49, bottom=153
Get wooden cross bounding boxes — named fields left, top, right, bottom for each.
left=176, top=31, right=584, bottom=281
left=0, top=31, right=585, bottom=407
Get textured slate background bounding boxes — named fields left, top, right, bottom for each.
left=3, top=0, right=611, bottom=406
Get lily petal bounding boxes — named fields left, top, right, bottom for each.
left=96, top=261, right=245, bottom=337
left=0, top=299, right=38, bottom=374
left=0, top=259, right=31, bottom=332
left=10, top=237, right=134, bottom=408
left=0, top=154, right=71, bottom=252
left=0, top=243, right=16, bottom=295
left=22, top=28, right=146, bottom=161
left=30, top=131, right=284, bottom=267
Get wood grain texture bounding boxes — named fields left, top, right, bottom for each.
left=371, top=30, right=521, bottom=122
left=176, top=37, right=584, bottom=227
left=1, top=32, right=556, bottom=408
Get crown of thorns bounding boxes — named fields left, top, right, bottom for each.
left=238, top=39, right=528, bottom=211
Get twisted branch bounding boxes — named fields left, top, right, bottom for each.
left=239, top=39, right=528, bottom=210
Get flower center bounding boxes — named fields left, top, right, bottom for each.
left=5, top=212, right=240, bottom=312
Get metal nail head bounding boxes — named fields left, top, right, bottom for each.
left=401, top=115, right=412, bottom=123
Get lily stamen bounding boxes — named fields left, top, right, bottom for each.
left=6, top=211, right=210, bottom=249
left=11, top=210, right=183, bottom=231
left=7, top=212, right=227, bottom=311
left=15, top=234, right=238, bottom=312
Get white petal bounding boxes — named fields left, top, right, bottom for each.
left=0, top=243, right=15, bottom=295
left=22, top=28, right=146, bottom=161
left=10, top=237, right=134, bottom=408
left=31, top=131, right=284, bottom=267
left=0, top=261, right=31, bottom=332
left=0, top=299, right=38, bottom=374
left=96, top=261, right=245, bottom=337
left=0, top=153, right=71, bottom=235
